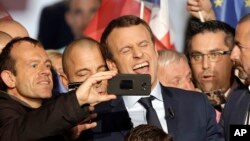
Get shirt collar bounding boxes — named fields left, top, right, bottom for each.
left=123, top=82, right=163, bottom=109
left=248, top=85, right=250, bottom=92
left=224, top=78, right=240, bottom=98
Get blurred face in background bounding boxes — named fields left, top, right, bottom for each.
left=158, top=58, right=195, bottom=91
left=66, top=0, right=101, bottom=38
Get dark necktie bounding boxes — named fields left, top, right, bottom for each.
left=138, top=96, right=162, bottom=129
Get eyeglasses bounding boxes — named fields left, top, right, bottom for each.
left=189, top=50, right=231, bottom=63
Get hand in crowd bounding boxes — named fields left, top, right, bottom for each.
left=76, top=71, right=117, bottom=106
left=72, top=71, right=117, bottom=139
left=186, top=0, right=216, bottom=21
left=71, top=106, right=97, bottom=139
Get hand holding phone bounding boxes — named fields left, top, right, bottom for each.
left=68, top=74, right=151, bottom=96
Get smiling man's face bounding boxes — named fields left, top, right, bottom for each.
left=106, top=24, right=158, bottom=89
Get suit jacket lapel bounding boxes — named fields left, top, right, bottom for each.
left=221, top=87, right=250, bottom=140
left=161, top=86, right=178, bottom=136
left=230, top=90, right=250, bottom=124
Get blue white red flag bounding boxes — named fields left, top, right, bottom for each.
left=146, top=0, right=174, bottom=50
left=84, top=0, right=174, bottom=50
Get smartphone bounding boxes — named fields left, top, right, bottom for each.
left=68, top=74, right=151, bottom=95
left=68, top=82, right=82, bottom=91
left=107, top=74, right=151, bottom=95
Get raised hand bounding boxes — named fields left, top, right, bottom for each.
left=76, top=71, right=117, bottom=106
left=186, top=0, right=216, bottom=21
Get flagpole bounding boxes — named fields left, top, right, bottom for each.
left=198, top=11, right=205, bottom=22
left=140, top=0, right=144, bottom=19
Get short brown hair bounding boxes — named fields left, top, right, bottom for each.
left=124, top=124, right=173, bottom=141
left=100, top=15, right=155, bottom=61
left=185, top=19, right=235, bottom=56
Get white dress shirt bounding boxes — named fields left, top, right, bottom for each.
left=123, top=82, right=168, bottom=133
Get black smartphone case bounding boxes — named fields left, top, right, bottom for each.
left=107, top=74, right=151, bottom=95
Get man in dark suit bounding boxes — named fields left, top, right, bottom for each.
left=221, top=13, right=250, bottom=141
left=78, top=15, right=224, bottom=141
left=220, top=85, right=250, bottom=141
left=185, top=19, right=244, bottom=112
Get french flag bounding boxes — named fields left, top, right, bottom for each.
left=144, top=0, right=174, bottom=50
left=83, top=0, right=174, bottom=50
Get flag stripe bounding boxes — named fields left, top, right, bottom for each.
left=84, top=0, right=173, bottom=50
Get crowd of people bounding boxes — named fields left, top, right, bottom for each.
left=0, top=0, right=250, bottom=141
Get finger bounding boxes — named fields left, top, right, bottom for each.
left=82, top=75, right=112, bottom=89
left=76, top=75, right=114, bottom=102
left=90, top=103, right=97, bottom=106
left=187, top=5, right=201, bottom=11
left=78, top=122, right=97, bottom=131
left=78, top=71, right=116, bottom=90
left=86, top=73, right=115, bottom=87
left=90, top=71, right=117, bottom=78
left=78, top=113, right=97, bottom=124
left=76, top=71, right=117, bottom=105
left=98, top=94, right=117, bottom=102
left=88, top=106, right=95, bottom=112
left=73, top=122, right=97, bottom=138
left=89, top=113, right=97, bottom=119
left=71, top=122, right=97, bottom=139
left=187, top=0, right=199, bottom=6
left=89, top=72, right=116, bottom=82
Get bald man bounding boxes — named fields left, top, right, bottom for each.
left=62, top=37, right=109, bottom=138
left=63, top=37, right=108, bottom=94
left=0, top=31, right=12, bottom=53
left=0, top=19, right=29, bottom=38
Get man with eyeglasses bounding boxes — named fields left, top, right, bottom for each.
left=185, top=19, right=243, bottom=111
left=186, top=2, right=250, bottom=140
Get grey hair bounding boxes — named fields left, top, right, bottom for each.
left=158, top=49, right=188, bottom=68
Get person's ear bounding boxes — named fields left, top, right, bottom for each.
left=59, top=73, right=68, bottom=89
left=0, top=70, right=16, bottom=88
left=106, top=59, right=118, bottom=72
left=155, top=45, right=159, bottom=58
